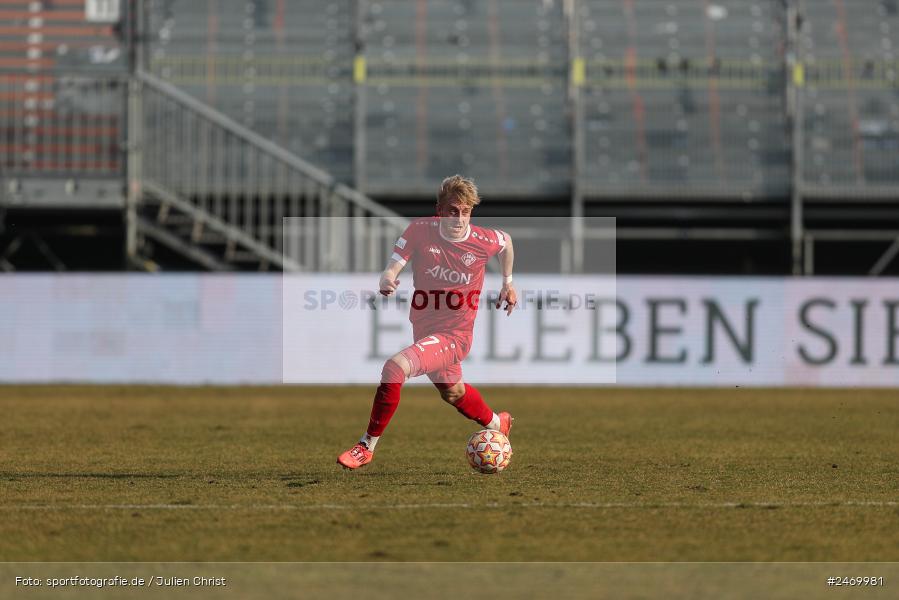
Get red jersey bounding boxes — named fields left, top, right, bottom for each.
left=391, top=217, right=507, bottom=338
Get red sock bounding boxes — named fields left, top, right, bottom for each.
left=367, top=361, right=406, bottom=437
left=453, top=383, right=493, bottom=427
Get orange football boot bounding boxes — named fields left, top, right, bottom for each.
left=498, top=412, right=514, bottom=437
left=337, top=442, right=373, bottom=470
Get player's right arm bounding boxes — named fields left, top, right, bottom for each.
left=379, top=259, right=404, bottom=296
left=379, top=221, right=419, bottom=296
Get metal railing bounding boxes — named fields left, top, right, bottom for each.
left=133, top=69, right=408, bottom=271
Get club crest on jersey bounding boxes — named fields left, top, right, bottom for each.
left=428, top=246, right=441, bottom=255
left=461, top=252, right=477, bottom=267
left=425, top=265, right=472, bottom=285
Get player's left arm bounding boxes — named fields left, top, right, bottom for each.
left=495, top=232, right=517, bottom=315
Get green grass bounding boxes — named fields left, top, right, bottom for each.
left=1, top=385, right=898, bottom=562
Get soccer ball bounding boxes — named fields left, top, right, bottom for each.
left=465, top=429, right=512, bottom=474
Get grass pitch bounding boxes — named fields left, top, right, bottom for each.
left=1, top=385, right=898, bottom=562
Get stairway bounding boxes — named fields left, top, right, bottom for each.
left=131, top=70, right=408, bottom=272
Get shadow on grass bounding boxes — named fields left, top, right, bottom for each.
left=0, top=472, right=182, bottom=479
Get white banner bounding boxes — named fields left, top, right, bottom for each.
left=0, top=275, right=281, bottom=384
left=284, top=274, right=899, bottom=387
left=1, top=274, right=897, bottom=386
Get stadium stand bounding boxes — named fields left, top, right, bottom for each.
left=799, top=0, right=899, bottom=192
left=0, top=0, right=897, bottom=274
left=147, top=0, right=355, bottom=184
left=142, top=0, right=804, bottom=200
left=577, top=0, right=790, bottom=199
left=148, top=0, right=571, bottom=197
left=0, top=0, right=126, bottom=206
left=361, top=0, right=570, bottom=197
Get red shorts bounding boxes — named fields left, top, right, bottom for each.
left=399, top=325, right=471, bottom=386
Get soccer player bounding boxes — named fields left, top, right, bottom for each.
left=338, top=175, right=518, bottom=469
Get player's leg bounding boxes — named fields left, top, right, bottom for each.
left=338, top=331, right=464, bottom=469
left=368, top=333, right=457, bottom=440
left=337, top=352, right=411, bottom=469
left=363, top=353, right=412, bottom=448
left=429, top=364, right=514, bottom=436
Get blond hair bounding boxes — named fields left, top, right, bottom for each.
left=437, top=175, right=481, bottom=210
